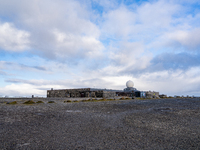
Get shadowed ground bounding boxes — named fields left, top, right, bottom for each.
left=0, top=98, right=200, bottom=149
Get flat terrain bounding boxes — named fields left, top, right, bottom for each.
left=0, top=98, right=200, bottom=149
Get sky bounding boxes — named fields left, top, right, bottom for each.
left=0, top=0, right=200, bottom=97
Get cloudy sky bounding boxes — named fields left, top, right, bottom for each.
left=0, top=0, right=200, bottom=97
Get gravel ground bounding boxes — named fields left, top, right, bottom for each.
left=0, top=98, right=200, bottom=150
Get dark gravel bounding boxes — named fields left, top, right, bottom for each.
left=0, top=98, right=200, bottom=150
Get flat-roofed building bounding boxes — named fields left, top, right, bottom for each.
left=47, top=80, right=159, bottom=98
left=47, top=88, right=120, bottom=98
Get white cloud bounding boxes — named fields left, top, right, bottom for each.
left=102, top=41, right=153, bottom=75
left=0, top=78, right=113, bottom=96
left=110, top=41, right=144, bottom=64
left=0, top=84, right=43, bottom=97
left=3, top=66, right=200, bottom=97
left=134, top=67, right=200, bottom=96
left=137, top=1, right=179, bottom=28
left=165, top=28, right=200, bottom=49
left=0, top=83, right=59, bottom=97
left=0, top=0, right=103, bottom=60
left=102, top=6, right=136, bottom=37
left=149, top=27, right=200, bottom=51
left=53, top=29, right=104, bottom=58
left=101, top=0, right=180, bottom=40
left=0, top=22, right=30, bottom=51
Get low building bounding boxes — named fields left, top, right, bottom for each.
left=47, top=80, right=160, bottom=99
left=47, top=88, right=119, bottom=98
left=146, top=91, right=159, bottom=98
left=159, top=94, right=167, bottom=98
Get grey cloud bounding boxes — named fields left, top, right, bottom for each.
left=1, top=61, right=47, bottom=71
left=1, top=61, right=12, bottom=65
left=0, top=70, right=8, bottom=75
left=4, top=78, right=112, bottom=89
left=5, top=79, right=34, bottom=84
left=164, top=28, right=200, bottom=50
left=109, top=52, right=200, bottom=78
left=32, top=66, right=46, bottom=71
left=19, top=64, right=46, bottom=71
left=150, top=52, right=200, bottom=71
left=4, top=79, right=51, bottom=86
left=5, top=78, right=65, bottom=86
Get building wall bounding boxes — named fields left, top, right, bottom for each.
left=145, top=91, right=159, bottom=98
left=116, top=91, right=135, bottom=97
left=47, top=88, right=91, bottom=98
left=135, top=91, right=146, bottom=97
left=47, top=88, right=112, bottom=98
left=47, top=88, right=160, bottom=99
left=103, top=91, right=116, bottom=98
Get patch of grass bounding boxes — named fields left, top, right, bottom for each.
left=82, top=99, right=97, bottom=102
left=36, top=101, right=44, bottom=103
left=81, top=99, right=90, bottom=102
left=64, top=100, right=72, bottom=103
left=23, top=100, right=35, bottom=104
left=73, top=100, right=79, bottom=102
left=72, top=98, right=123, bottom=103
left=98, top=99, right=104, bottom=101
left=7, top=101, right=17, bottom=104
left=107, top=99, right=114, bottom=101
left=81, top=98, right=106, bottom=102
left=91, top=98, right=98, bottom=101
left=48, top=101, right=55, bottom=103
left=120, top=97, right=132, bottom=100
left=98, top=98, right=107, bottom=101
left=98, top=98, right=116, bottom=102
left=136, top=97, right=147, bottom=100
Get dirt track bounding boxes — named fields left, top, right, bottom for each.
left=0, top=98, right=200, bottom=149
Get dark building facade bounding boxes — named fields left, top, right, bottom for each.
left=47, top=88, right=117, bottom=98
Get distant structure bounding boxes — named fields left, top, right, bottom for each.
left=124, top=80, right=136, bottom=91
left=47, top=80, right=159, bottom=98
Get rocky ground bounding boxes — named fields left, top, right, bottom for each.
left=0, top=98, right=200, bottom=150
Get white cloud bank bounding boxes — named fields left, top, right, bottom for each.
left=164, top=28, right=200, bottom=49
left=53, top=29, right=104, bottom=59
left=2, top=66, right=200, bottom=97
left=0, top=0, right=104, bottom=60
left=0, top=22, right=30, bottom=51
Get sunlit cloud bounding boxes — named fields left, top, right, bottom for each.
left=0, top=22, right=30, bottom=51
